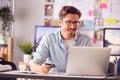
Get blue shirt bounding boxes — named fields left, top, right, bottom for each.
left=30, top=30, right=92, bottom=73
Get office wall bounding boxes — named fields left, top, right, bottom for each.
left=1, top=0, right=119, bottom=66
left=53, top=0, right=120, bottom=28
left=13, top=0, right=44, bottom=66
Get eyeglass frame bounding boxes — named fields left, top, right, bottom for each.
left=62, top=19, right=80, bottom=26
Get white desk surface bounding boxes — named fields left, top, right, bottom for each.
left=0, top=70, right=119, bottom=80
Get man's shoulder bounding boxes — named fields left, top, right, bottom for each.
left=46, top=30, right=59, bottom=36
left=43, top=30, right=59, bottom=39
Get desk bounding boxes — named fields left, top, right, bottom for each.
left=0, top=70, right=120, bottom=80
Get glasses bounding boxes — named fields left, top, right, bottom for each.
left=63, top=20, right=80, bottom=25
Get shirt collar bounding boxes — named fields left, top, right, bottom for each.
left=58, top=30, right=63, bottom=43
left=74, top=31, right=80, bottom=41
left=58, top=30, right=80, bottom=42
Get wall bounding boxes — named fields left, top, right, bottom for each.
left=3, top=0, right=120, bottom=66
left=13, top=0, right=44, bottom=66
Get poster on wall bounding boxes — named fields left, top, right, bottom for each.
left=44, top=0, right=54, bottom=26
left=53, top=0, right=94, bottom=20
left=102, top=0, right=120, bottom=28
left=45, top=4, right=53, bottom=16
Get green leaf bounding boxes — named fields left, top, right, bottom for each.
left=18, top=41, right=34, bottom=55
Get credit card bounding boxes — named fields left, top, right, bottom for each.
left=45, top=63, right=55, bottom=68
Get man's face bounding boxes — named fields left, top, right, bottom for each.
left=59, top=13, right=80, bottom=39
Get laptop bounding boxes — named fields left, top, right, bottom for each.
left=66, top=46, right=111, bottom=77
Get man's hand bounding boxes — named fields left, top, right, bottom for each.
left=40, top=63, right=51, bottom=74
left=30, top=62, right=52, bottom=74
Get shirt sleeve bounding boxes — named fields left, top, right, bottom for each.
left=29, top=35, right=50, bottom=65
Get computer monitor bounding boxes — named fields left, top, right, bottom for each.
left=103, top=28, right=120, bottom=56
left=34, top=25, right=60, bottom=51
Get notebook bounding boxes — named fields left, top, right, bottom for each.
left=66, top=46, right=111, bottom=77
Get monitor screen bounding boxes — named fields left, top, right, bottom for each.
left=34, top=25, right=60, bottom=51
left=103, top=28, right=120, bottom=56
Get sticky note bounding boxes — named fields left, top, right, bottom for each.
left=104, top=18, right=117, bottom=24
left=88, top=10, right=93, bottom=16
left=100, top=3, right=107, bottom=9
left=101, top=0, right=108, bottom=3
left=84, top=20, right=94, bottom=30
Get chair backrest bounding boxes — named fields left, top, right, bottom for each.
left=0, top=57, right=17, bottom=70
left=0, top=57, right=17, bottom=80
left=0, top=37, right=13, bottom=62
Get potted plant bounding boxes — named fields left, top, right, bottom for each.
left=18, top=41, right=34, bottom=62
left=0, top=6, right=14, bottom=46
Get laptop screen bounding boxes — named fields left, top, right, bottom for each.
left=103, top=28, right=120, bottom=56
left=34, top=25, right=60, bottom=51
left=66, top=46, right=111, bottom=76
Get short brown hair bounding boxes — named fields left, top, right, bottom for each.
left=59, top=6, right=81, bottom=20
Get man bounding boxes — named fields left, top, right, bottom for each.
left=29, top=6, right=91, bottom=74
